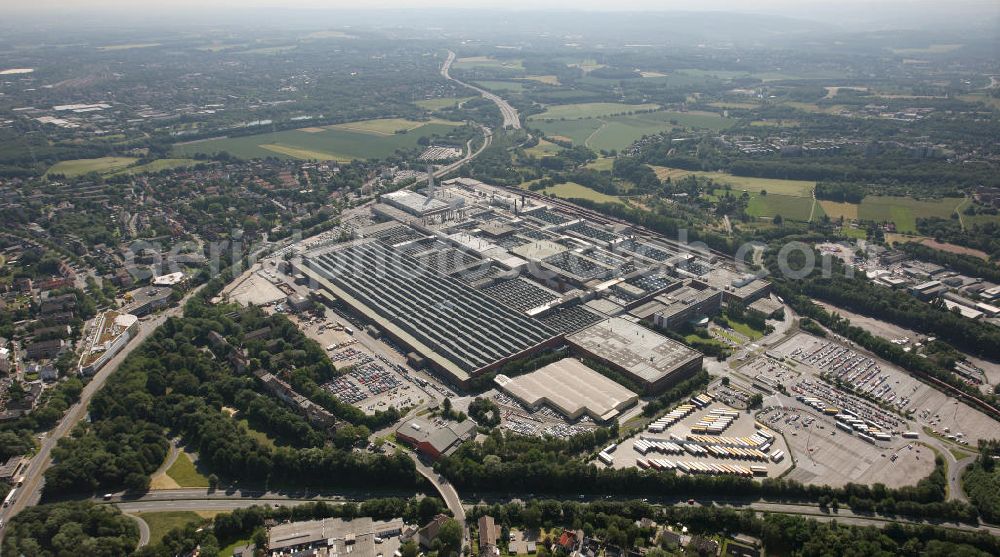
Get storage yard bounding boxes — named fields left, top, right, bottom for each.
left=601, top=395, right=793, bottom=478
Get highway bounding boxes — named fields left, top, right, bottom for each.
left=441, top=50, right=521, bottom=129
left=95, top=489, right=998, bottom=537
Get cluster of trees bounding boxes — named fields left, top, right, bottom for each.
left=468, top=397, right=501, bottom=427
left=916, top=217, right=1000, bottom=261
left=962, top=439, right=1000, bottom=524
left=2, top=501, right=139, bottom=557
left=43, top=297, right=420, bottom=497
left=815, top=182, right=866, bottom=204
left=466, top=499, right=1000, bottom=557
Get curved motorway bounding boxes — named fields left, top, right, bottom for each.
left=441, top=51, right=521, bottom=130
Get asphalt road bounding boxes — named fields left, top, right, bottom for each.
left=124, top=513, right=151, bottom=548
left=442, top=50, right=521, bottom=129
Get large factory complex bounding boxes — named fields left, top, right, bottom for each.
left=294, top=178, right=771, bottom=418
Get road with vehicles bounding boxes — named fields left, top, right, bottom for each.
left=95, top=488, right=998, bottom=537
left=442, top=50, right=522, bottom=129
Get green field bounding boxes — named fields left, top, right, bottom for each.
left=474, top=80, right=526, bottom=93
left=528, top=102, right=660, bottom=121
left=533, top=111, right=732, bottom=152
left=651, top=166, right=815, bottom=197
left=97, top=43, right=161, bottom=51
left=45, top=157, right=138, bottom=177
left=415, top=96, right=476, bottom=110
left=746, top=192, right=820, bottom=222
left=110, top=158, right=199, bottom=176
left=165, top=452, right=209, bottom=488
left=136, top=512, right=206, bottom=545
left=540, top=182, right=624, bottom=204
left=890, top=43, right=963, bottom=55
left=453, top=56, right=524, bottom=70
left=524, top=139, right=564, bottom=157
left=585, top=157, right=615, bottom=171
left=858, top=196, right=965, bottom=233
left=173, top=119, right=461, bottom=161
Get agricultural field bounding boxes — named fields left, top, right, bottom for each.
left=857, top=196, right=965, bottom=233
left=414, top=96, right=476, bottom=110
left=746, top=192, right=821, bottom=222
left=44, top=156, right=138, bottom=178
left=97, top=43, right=161, bottom=51
left=110, top=158, right=199, bottom=176
left=585, top=157, right=615, bottom=171
left=540, top=182, right=624, bottom=205
left=173, top=118, right=461, bottom=161
left=517, top=75, right=561, bottom=86
left=534, top=110, right=731, bottom=152
left=889, top=43, right=963, bottom=55
left=474, top=80, right=526, bottom=93
left=453, top=56, right=524, bottom=70
left=650, top=166, right=815, bottom=197
left=523, top=139, right=564, bottom=157
left=818, top=200, right=860, bottom=220
left=528, top=102, right=660, bottom=121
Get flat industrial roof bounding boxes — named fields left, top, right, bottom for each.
left=566, top=317, right=702, bottom=385
left=495, top=358, right=638, bottom=422
left=302, top=240, right=557, bottom=378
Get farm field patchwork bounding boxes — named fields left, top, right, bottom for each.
left=534, top=110, right=732, bottom=151
left=528, top=102, right=660, bottom=121
left=173, top=118, right=461, bottom=161
left=517, top=75, right=561, bottom=86
left=45, top=156, right=139, bottom=177
left=650, top=166, right=815, bottom=197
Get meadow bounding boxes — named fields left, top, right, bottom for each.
left=173, top=118, right=461, bottom=161
left=110, top=158, right=199, bottom=176
left=857, top=196, right=966, bottom=233
left=136, top=512, right=209, bottom=545
left=523, top=139, right=564, bottom=157
left=746, top=193, right=820, bottom=222
left=453, top=56, right=524, bottom=70
left=540, top=182, right=624, bottom=205
left=651, top=166, right=815, bottom=197
left=45, top=156, right=138, bottom=177
left=165, top=452, right=209, bottom=488
left=474, top=80, right=526, bottom=93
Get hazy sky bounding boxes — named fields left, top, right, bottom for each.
left=5, top=0, right=998, bottom=30
left=8, top=0, right=998, bottom=11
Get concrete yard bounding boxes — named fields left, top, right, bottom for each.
left=757, top=403, right=934, bottom=489
left=225, top=268, right=287, bottom=307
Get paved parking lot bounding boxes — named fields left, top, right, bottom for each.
left=769, top=333, right=997, bottom=444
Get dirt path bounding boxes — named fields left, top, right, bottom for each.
left=584, top=120, right=607, bottom=149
